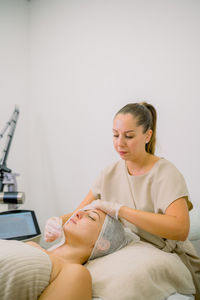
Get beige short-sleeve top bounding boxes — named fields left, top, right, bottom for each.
left=91, top=157, right=193, bottom=246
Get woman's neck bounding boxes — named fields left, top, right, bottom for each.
left=50, top=244, right=90, bottom=265
left=126, top=153, right=159, bottom=176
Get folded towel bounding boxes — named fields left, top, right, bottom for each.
left=0, top=239, right=52, bottom=300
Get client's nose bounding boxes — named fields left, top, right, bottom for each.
left=75, top=210, right=85, bottom=219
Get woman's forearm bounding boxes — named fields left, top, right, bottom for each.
left=119, top=199, right=189, bottom=241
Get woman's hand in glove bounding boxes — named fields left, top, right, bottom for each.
left=91, top=200, right=122, bottom=220
left=44, top=216, right=63, bottom=242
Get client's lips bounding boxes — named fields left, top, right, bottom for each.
left=70, top=218, right=77, bottom=224
left=119, top=151, right=127, bottom=155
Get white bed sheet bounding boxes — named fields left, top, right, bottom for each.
left=167, top=294, right=194, bottom=300
left=92, top=293, right=194, bottom=300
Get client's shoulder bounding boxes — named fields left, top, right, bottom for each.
left=62, top=263, right=91, bottom=279
left=61, top=263, right=92, bottom=298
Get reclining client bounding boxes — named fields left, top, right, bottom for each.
left=0, top=206, right=135, bottom=300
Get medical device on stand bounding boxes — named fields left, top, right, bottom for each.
left=0, top=106, right=41, bottom=242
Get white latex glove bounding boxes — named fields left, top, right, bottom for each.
left=91, top=200, right=122, bottom=220
left=44, top=216, right=63, bottom=242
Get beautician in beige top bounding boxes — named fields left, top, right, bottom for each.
left=45, top=102, right=200, bottom=299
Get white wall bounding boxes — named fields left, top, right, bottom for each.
left=0, top=0, right=200, bottom=233
left=0, top=0, right=29, bottom=210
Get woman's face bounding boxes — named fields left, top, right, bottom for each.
left=63, top=208, right=106, bottom=248
left=113, top=113, right=152, bottom=161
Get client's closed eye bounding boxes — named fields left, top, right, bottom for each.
left=84, top=209, right=101, bottom=221
left=88, top=215, right=95, bottom=221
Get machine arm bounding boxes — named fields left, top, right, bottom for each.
left=0, top=106, right=20, bottom=192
